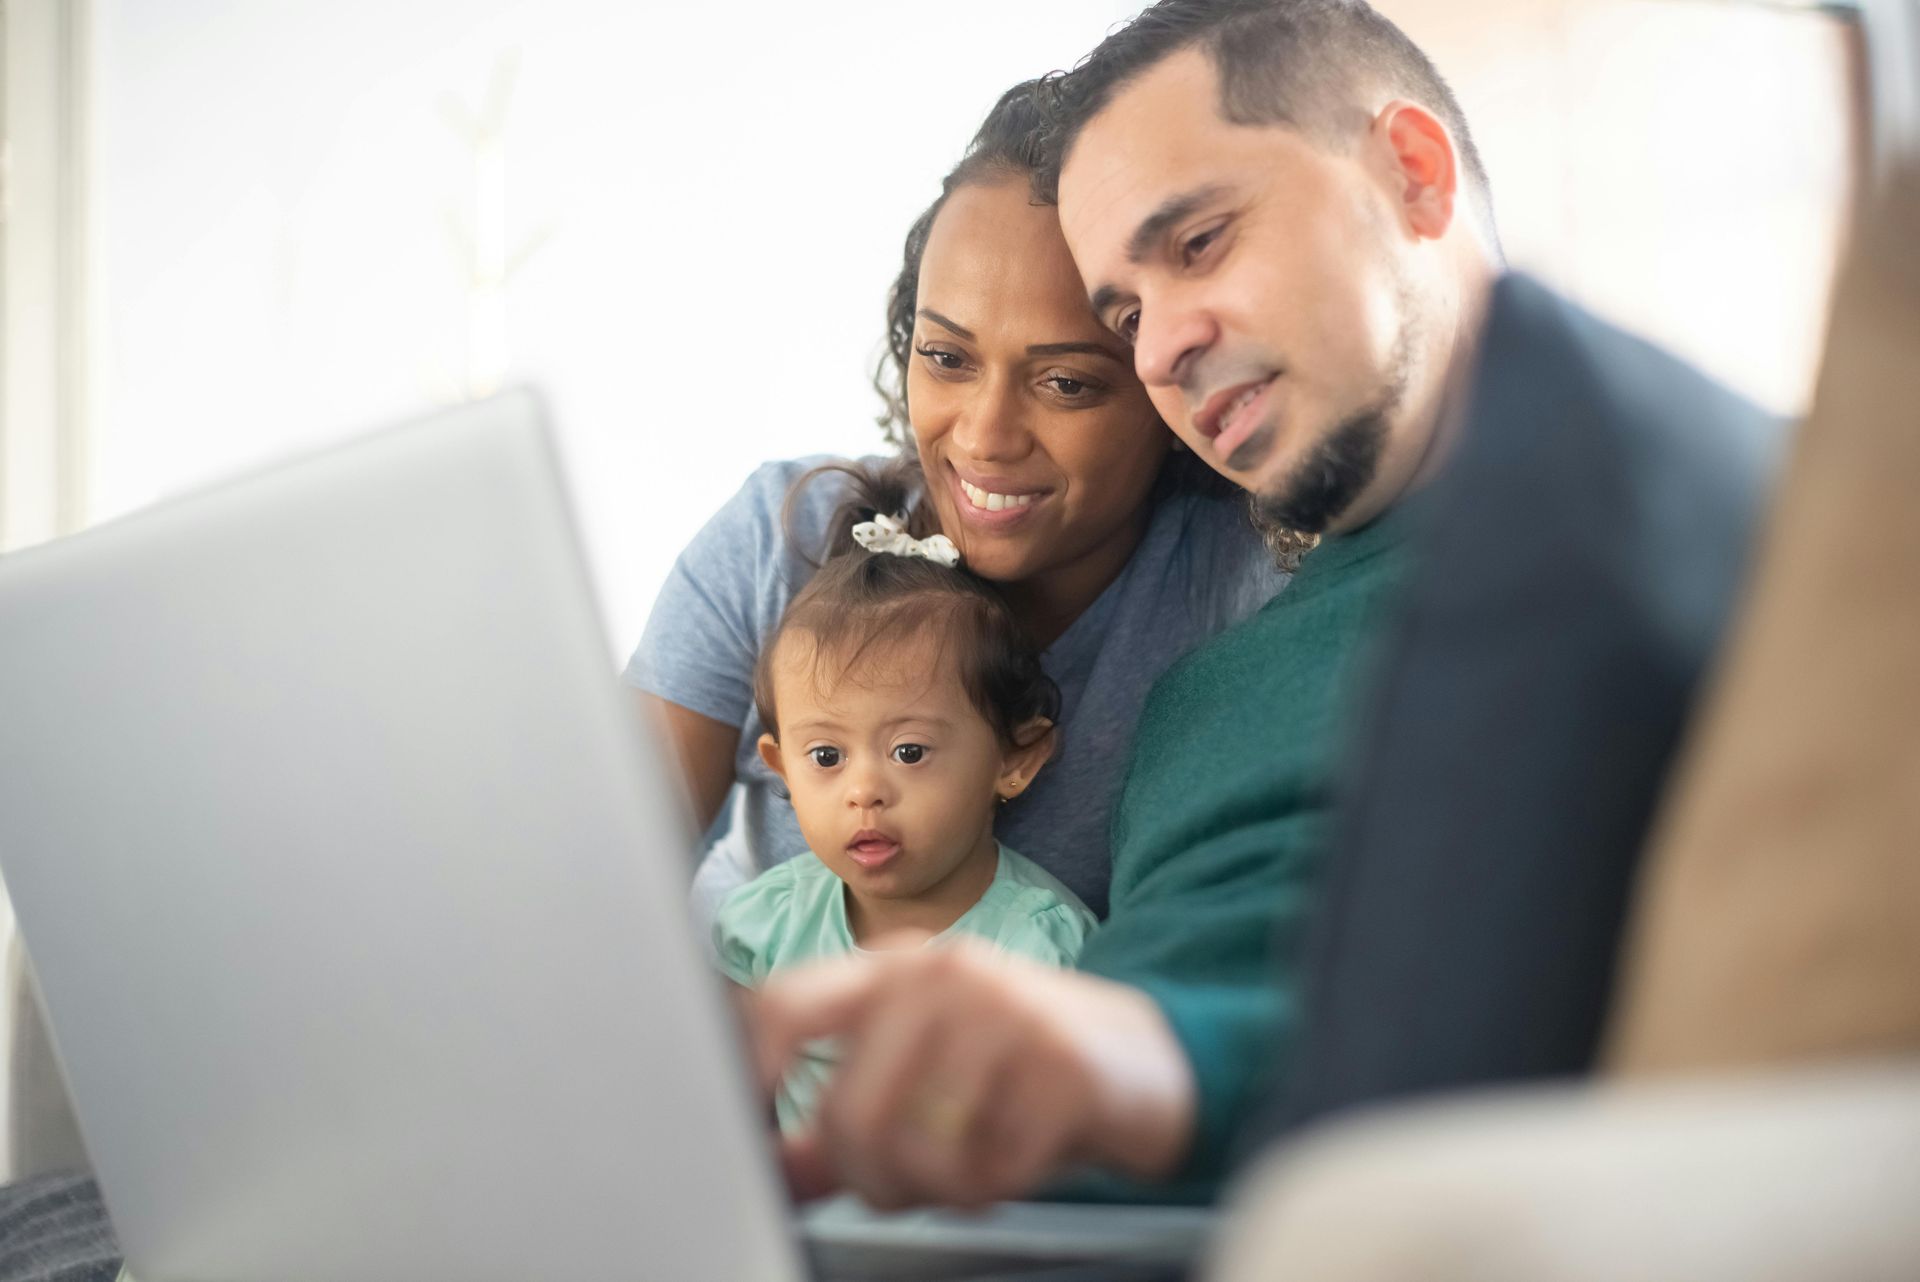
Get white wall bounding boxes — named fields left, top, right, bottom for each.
left=1386, top=0, right=1853, bottom=420
left=88, top=0, right=1146, bottom=660
left=87, top=1, right=1852, bottom=660
left=85, top=1, right=1852, bottom=663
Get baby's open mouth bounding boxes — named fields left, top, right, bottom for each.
left=846, top=832, right=901, bottom=869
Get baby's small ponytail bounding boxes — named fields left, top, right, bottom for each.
left=782, top=457, right=936, bottom=568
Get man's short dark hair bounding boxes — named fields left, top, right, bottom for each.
left=1036, top=0, right=1495, bottom=238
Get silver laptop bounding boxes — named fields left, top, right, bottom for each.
left=0, top=393, right=1208, bottom=1281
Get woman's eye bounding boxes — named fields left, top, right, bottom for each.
left=1046, top=375, right=1092, bottom=399
left=915, top=345, right=966, bottom=371
left=807, top=746, right=841, bottom=768
left=891, top=744, right=926, bottom=765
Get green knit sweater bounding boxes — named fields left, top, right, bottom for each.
left=1077, top=508, right=1412, bottom=1194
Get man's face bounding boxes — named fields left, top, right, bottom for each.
left=1059, top=48, right=1428, bottom=535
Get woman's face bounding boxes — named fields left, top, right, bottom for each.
left=909, top=176, right=1170, bottom=597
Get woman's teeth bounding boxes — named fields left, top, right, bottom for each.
left=960, top=479, right=1038, bottom=512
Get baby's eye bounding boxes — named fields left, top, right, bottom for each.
left=891, top=743, right=926, bottom=765
left=807, top=746, right=842, bottom=768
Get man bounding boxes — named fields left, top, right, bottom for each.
left=756, top=0, right=1504, bottom=1209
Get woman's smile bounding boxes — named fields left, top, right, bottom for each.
left=947, top=465, right=1051, bottom=530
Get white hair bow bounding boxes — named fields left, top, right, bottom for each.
left=850, top=512, right=961, bottom=568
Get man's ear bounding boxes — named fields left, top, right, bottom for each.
left=1373, top=99, right=1458, bottom=240
left=757, top=733, right=787, bottom=782
left=996, top=717, right=1057, bottom=802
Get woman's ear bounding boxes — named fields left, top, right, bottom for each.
left=996, top=717, right=1056, bottom=801
left=1372, top=98, right=1458, bottom=241
left=756, top=733, right=787, bottom=782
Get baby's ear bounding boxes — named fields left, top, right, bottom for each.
left=756, top=733, right=786, bottom=781
left=997, top=717, right=1056, bottom=801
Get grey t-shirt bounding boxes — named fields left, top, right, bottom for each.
left=625, top=455, right=1287, bottom=919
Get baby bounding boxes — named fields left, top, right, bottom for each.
left=713, top=463, right=1097, bottom=1131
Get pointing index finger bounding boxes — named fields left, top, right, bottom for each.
left=750, top=954, right=888, bottom=1088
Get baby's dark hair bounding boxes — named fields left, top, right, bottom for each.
left=754, top=460, right=1060, bottom=750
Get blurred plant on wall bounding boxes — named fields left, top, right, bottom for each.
left=435, top=48, right=554, bottom=402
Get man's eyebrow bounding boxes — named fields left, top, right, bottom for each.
left=1026, top=340, right=1127, bottom=362
left=1088, top=283, right=1128, bottom=319
left=1126, top=184, right=1231, bottom=265
left=1087, top=183, right=1233, bottom=317
left=917, top=309, right=975, bottom=341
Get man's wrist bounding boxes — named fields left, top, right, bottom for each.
left=1082, top=980, right=1197, bottom=1181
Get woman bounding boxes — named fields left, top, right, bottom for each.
left=627, top=82, right=1292, bottom=920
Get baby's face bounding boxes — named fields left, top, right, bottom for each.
left=759, top=628, right=1015, bottom=907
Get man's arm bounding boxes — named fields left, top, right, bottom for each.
left=1075, top=813, right=1326, bottom=1186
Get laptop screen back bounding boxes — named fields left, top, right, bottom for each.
left=0, top=393, right=805, bottom=1282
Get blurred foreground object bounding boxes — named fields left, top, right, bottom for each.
left=1605, top=7, right=1920, bottom=1074
left=1270, top=272, right=1775, bottom=1135
left=1209, top=1067, right=1920, bottom=1282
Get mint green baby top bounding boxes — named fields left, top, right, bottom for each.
left=713, top=843, right=1096, bottom=1130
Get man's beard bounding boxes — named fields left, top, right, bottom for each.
left=1251, top=408, right=1388, bottom=535
left=1249, top=312, right=1414, bottom=537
